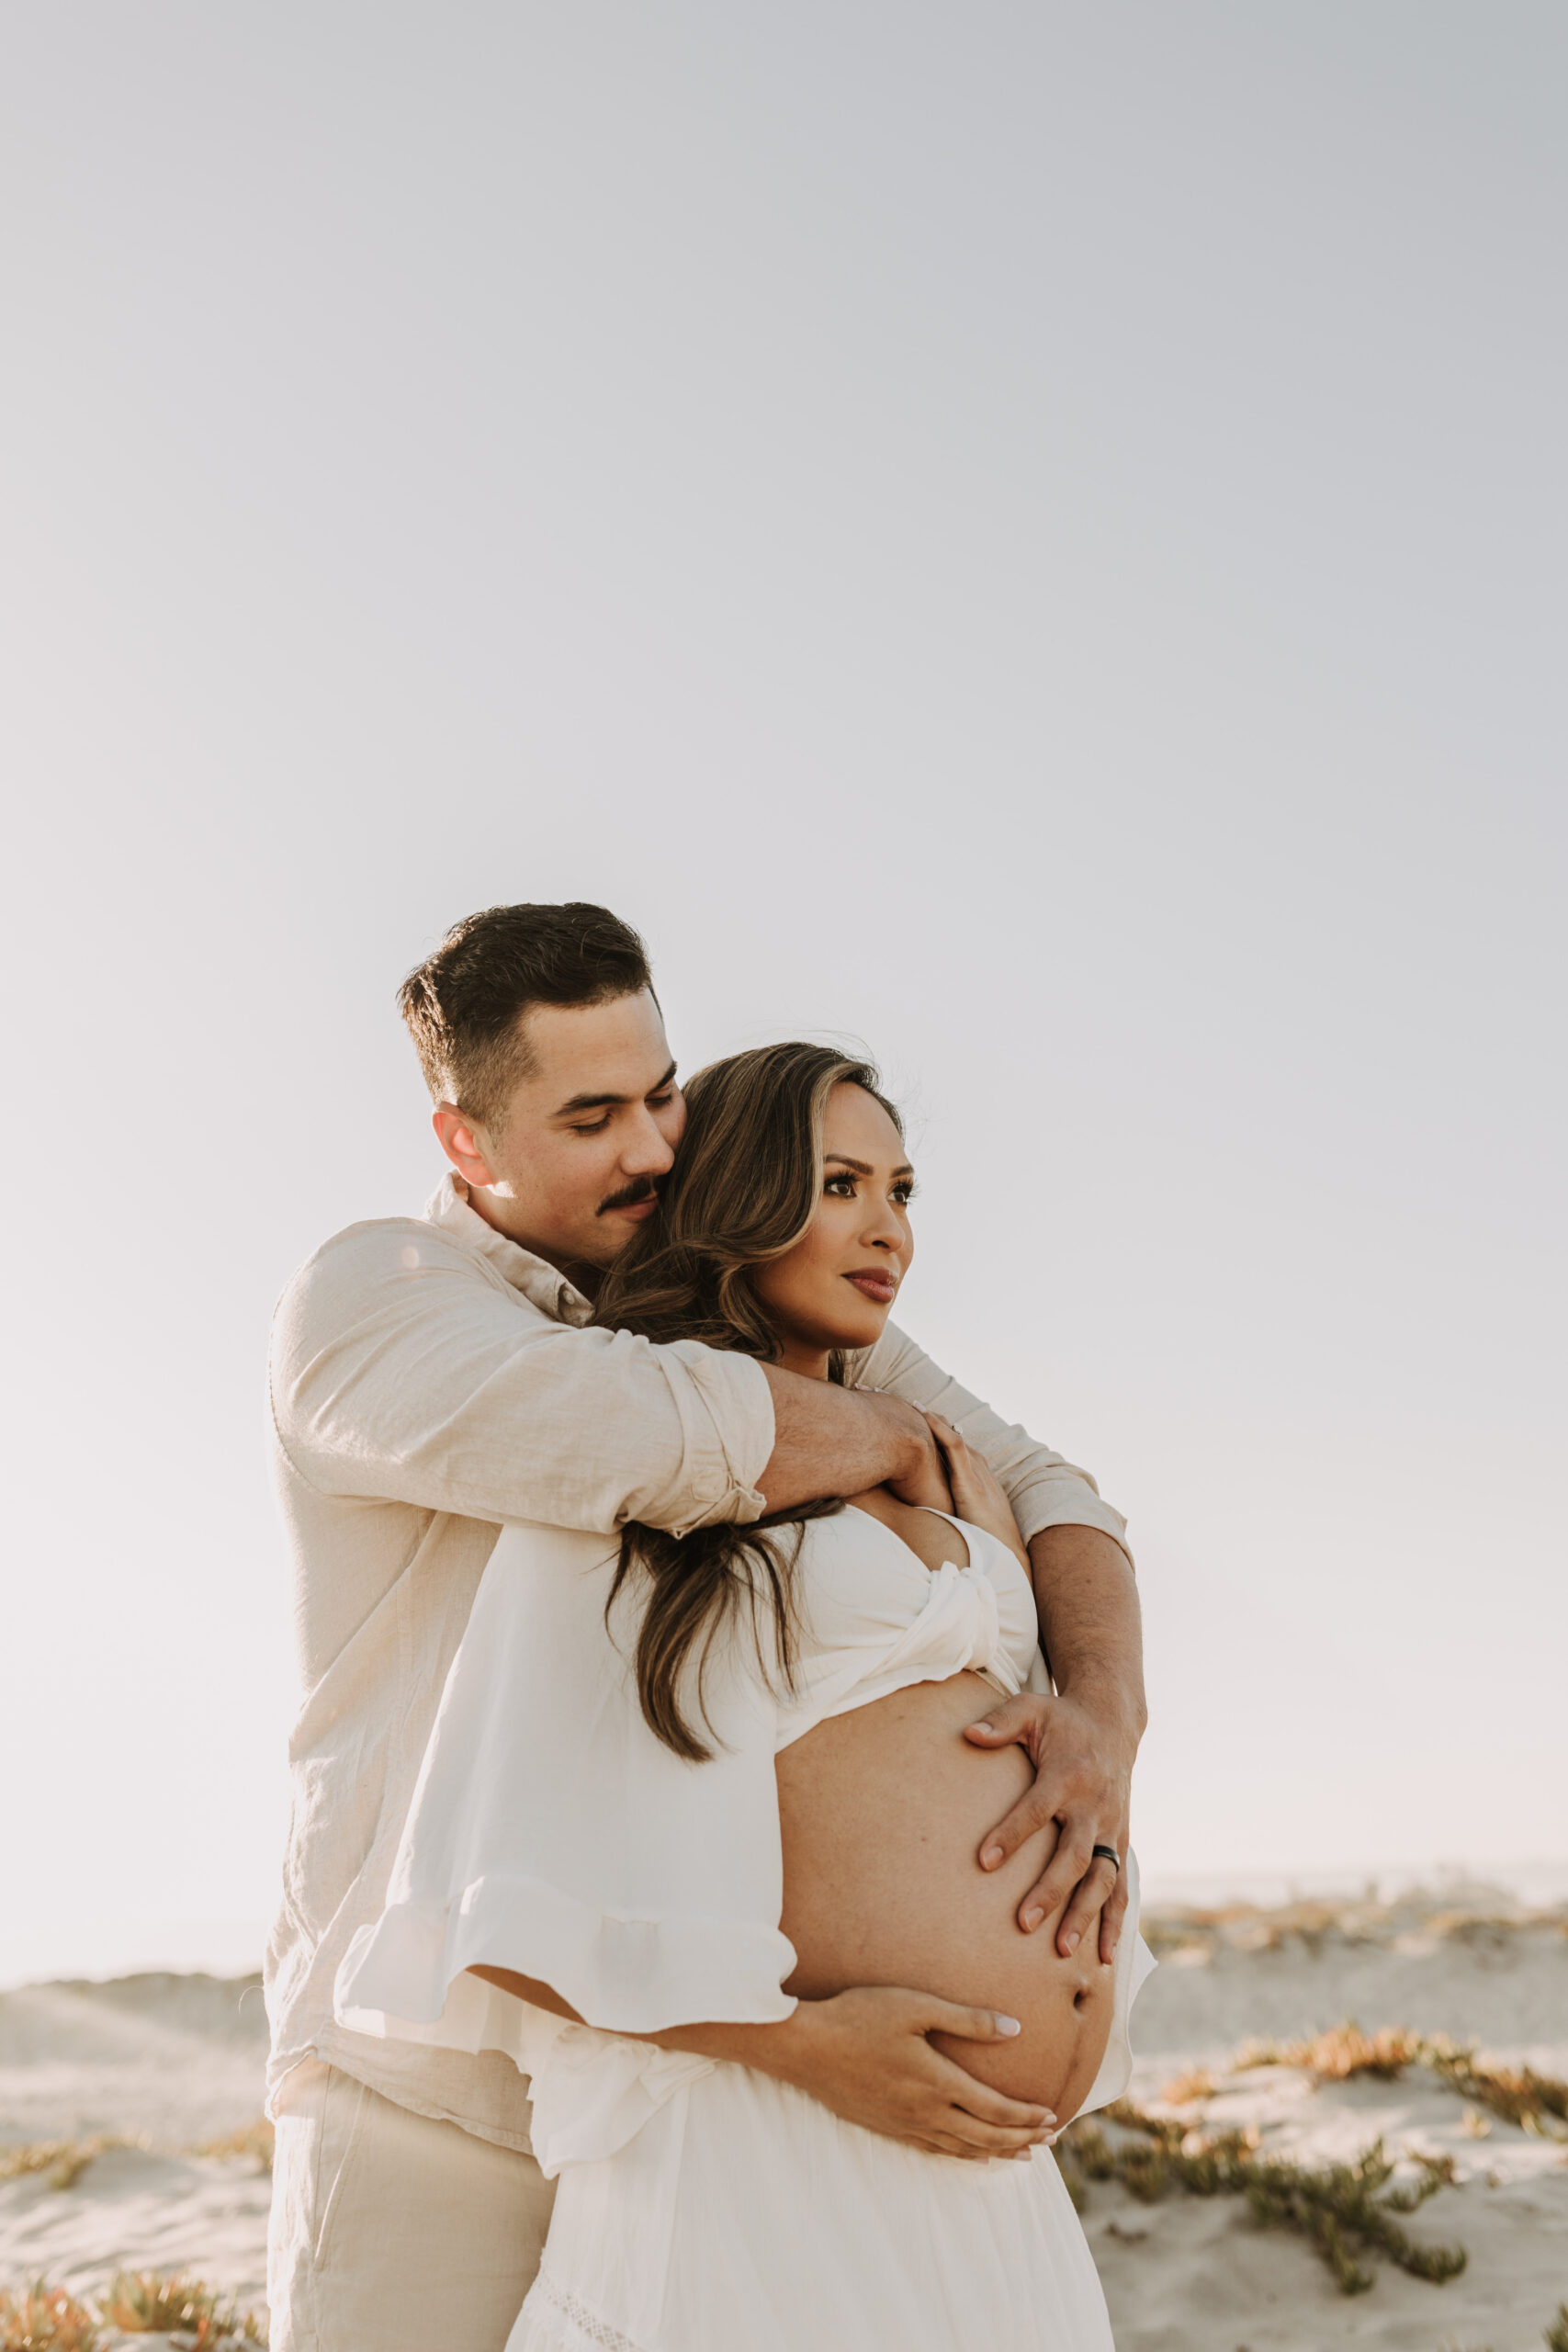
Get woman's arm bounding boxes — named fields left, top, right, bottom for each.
left=468, top=1964, right=1053, bottom=2162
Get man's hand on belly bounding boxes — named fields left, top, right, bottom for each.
left=963, top=1687, right=1137, bottom=1964
left=962, top=1520, right=1145, bottom=1963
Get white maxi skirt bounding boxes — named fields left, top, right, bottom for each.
left=510, top=2055, right=1113, bottom=2352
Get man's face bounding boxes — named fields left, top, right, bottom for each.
left=434, top=990, right=685, bottom=1279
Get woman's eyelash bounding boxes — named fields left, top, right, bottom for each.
left=825, top=1171, right=917, bottom=1203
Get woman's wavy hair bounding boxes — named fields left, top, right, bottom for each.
left=592, top=1041, right=903, bottom=1761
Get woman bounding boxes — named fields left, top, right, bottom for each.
left=337, top=1044, right=1153, bottom=2351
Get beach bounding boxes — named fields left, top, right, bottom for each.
left=3, top=1884, right=1563, bottom=2348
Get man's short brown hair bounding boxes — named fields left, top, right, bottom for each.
left=398, top=902, right=654, bottom=1130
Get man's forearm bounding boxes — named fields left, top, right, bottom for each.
left=1028, top=1524, right=1147, bottom=1744
left=755, top=1369, right=947, bottom=1513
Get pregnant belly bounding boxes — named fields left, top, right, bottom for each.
left=775, top=1670, right=1113, bottom=2120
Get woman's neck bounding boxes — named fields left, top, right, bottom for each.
left=774, top=1338, right=832, bottom=1381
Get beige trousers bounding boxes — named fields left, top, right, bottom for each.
left=267, top=2059, right=556, bottom=2352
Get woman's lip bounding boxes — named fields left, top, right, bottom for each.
left=845, top=1271, right=897, bottom=1303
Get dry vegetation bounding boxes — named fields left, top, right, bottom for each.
left=1238, top=2023, right=1568, bottom=2137
left=0, top=2283, right=102, bottom=2352
left=186, top=2125, right=273, bottom=2177
left=98, top=2270, right=266, bottom=2345
left=0, top=2129, right=275, bottom=2346
left=1056, top=2101, right=1466, bottom=2297
left=0, top=2147, right=133, bottom=2195
left=1142, top=1891, right=1568, bottom=1963
left=0, top=2274, right=267, bottom=2351
left=0, top=2123, right=273, bottom=2199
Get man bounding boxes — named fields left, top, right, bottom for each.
left=265, top=900, right=1145, bottom=2351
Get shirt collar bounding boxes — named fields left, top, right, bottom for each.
left=423, top=1172, right=594, bottom=1328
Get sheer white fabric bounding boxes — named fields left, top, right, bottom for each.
left=337, top=1505, right=1154, bottom=2348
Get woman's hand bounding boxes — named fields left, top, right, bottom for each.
left=919, top=1411, right=1030, bottom=1569
left=480, top=1967, right=1058, bottom=2162
left=679, top=1986, right=1056, bottom=2161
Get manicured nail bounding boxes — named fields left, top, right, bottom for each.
left=1021, top=1906, right=1044, bottom=1932
left=1061, top=1929, right=1080, bottom=1955
left=1039, top=2110, right=1057, bottom=2126
left=981, top=1845, right=1005, bottom=1871
left=994, top=2013, right=1021, bottom=2037
left=970, top=1722, right=994, bottom=1737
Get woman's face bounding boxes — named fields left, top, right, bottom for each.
left=751, top=1082, right=915, bottom=1375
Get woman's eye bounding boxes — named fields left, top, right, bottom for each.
left=825, top=1174, right=856, bottom=1196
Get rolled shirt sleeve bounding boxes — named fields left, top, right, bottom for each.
left=849, top=1322, right=1133, bottom=1567
left=270, top=1220, right=773, bottom=1538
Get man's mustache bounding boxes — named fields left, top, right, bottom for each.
left=596, top=1178, right=660, bottom=1218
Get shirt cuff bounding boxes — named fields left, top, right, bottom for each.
left=1011, top=1477, right=1134, bottom=1568
left=654, top=1344, right=773, bottom=1537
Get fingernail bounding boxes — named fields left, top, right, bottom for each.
left=1039, top=2110, right=1057, bottom=2126
left=1021, top=1907, right=1043, bottom=1932
left=971, top=1723, right=994, bottom=1738
left=994, top=2014, right=1021, bottom=2037
left=981, top=1845, right=1005, bottom=1871
left=1062, top=1929, right=1080, bottom=1954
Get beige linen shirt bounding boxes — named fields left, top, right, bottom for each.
left=265, top=1174, right=1129, bottom=2151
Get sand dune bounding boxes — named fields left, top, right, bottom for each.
left=2, top=1890, right=1564, bottom=2347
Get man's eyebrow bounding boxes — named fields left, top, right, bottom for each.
left=552, top=1061, right=678, bottom=1119
left=825, top=1153, right=915, bottom=1178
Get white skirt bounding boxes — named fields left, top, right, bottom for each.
left=508, top=2057, right=1114, bottom=2352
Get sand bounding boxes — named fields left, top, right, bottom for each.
left=2, top=1888, right=1564, bottom=2347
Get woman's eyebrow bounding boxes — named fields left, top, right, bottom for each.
left=825, top=1153, right=915, bottom=1179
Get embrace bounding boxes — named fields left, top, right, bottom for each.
left=265, top=901, right=1154, bottom=2351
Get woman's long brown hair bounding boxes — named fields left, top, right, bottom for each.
left=592, top=1041, right=903, bottom=1761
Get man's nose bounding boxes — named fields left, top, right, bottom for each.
left=620, top=1109, right=677, bottom=1176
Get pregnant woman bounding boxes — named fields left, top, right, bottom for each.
left=337, top=1044, right=1153, bottom=2351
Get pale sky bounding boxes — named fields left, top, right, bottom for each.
left=3, top=4, right=1564, bottom=1984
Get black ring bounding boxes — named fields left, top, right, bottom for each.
left=1091, top=1843, right=1122, bottom=1873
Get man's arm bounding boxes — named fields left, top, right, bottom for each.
left=965, top=1525, right=1145, bottom=1965
left=271, top=1224, right=951, bottom=1539
left=270, top=1222, right=777, bottom=1536
left=850, top=1322, right=1134, bottom=1565
left=854, top=1326, right=1146, bottom=1965
left=756, top=1366, right=953, bottom=1513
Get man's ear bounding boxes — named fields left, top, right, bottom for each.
left=432, top=1102, right=499, bottom=1188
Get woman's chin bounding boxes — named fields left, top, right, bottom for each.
left=823, top=1302, right=894, bottom=1353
